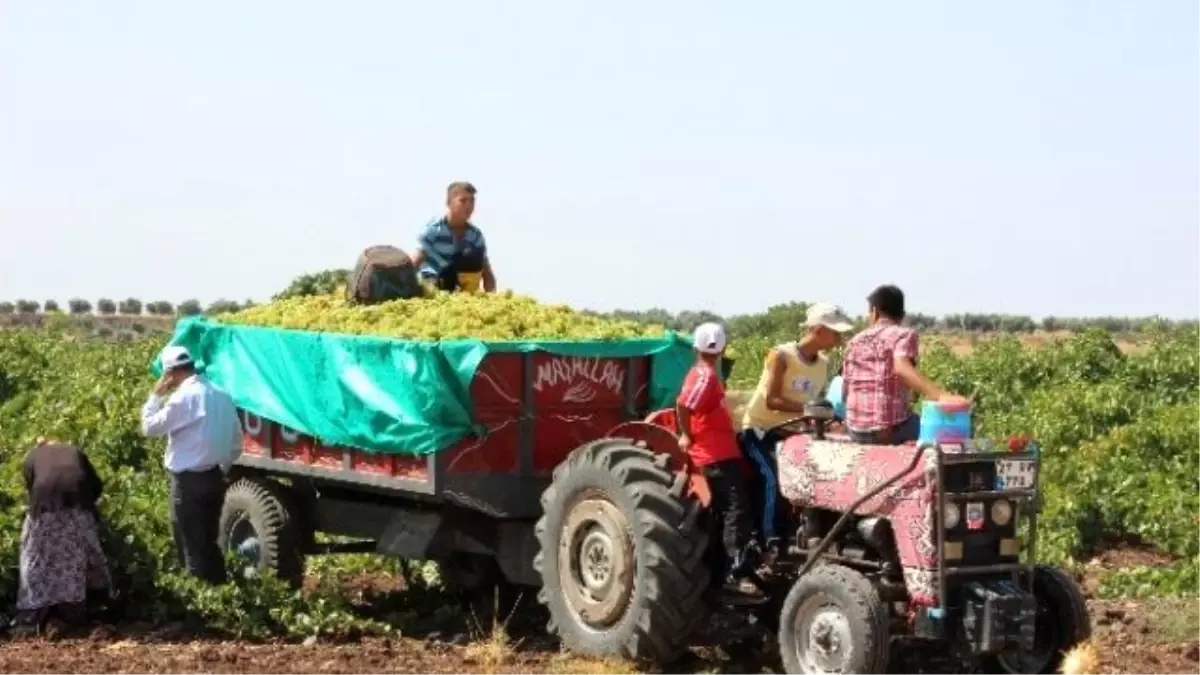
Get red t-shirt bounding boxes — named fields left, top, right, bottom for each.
left=676, top=362, right=741, bottom=466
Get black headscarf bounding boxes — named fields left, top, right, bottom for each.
left=22, top=442, right=103, bottom=516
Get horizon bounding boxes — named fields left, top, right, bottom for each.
left=1, top=1, right=1197, bottom=319
left=1, top=288, right=1196, bottom=324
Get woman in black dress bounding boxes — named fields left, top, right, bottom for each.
left=12, top=440, right=111, bottom=633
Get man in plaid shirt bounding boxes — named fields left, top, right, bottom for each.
left=842, top=285, right=970, bottom=444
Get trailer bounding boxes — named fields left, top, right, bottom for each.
left=159, top=317, right=713, bottom=661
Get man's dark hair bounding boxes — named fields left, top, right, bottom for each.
left=867, top=284, right=906, bottom=321
left=447, top=181, right=477, bottom=198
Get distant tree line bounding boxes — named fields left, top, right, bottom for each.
left=594, top=302, right=1198, bottom=340
left=0, top=298, right=254, bottom=318
left=4, top=270, right=1194, bottom=339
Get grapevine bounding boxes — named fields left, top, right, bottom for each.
left=0, top=319, right=1196, bottom=640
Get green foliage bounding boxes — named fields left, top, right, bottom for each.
left=0, top=302, right=13, bottom=315
left=0, top=315, right=1195, bottom=634
left=729, top=324, right=1198, bottom=596
left=1097, top=557, right=1200, bottom=599
left=68, top=298, right=93, bottom=314
left=148, top=300, right=178, bottom=316
left=274, top=269, right=351, bottom=301
left=160, top=566, right=393, bottom=640
left=118, top=298, right=143, bottom=315
left=43, top=300, right=61, bottom=313
left=96, top=298, right=117, bottom=315
left=205, top=299, right=242, bottom=316
left=175, top=299, right=200, bottom=316
left=0, top=327, right=410, bottom=638
left=15, top=300, right=38, bottom=314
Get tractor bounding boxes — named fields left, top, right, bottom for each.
left=535, top=401, right=1091, bottom=674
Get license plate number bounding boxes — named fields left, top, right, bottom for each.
left=996, top=459, right=1036, bottom=489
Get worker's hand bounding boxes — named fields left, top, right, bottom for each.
left=153, top=372, right=181, bottom=397
left=936, top=393, right=972, bottom=411
left=677, top=434, right=693, bottom=455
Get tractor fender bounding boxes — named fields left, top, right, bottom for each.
left=605, top=419, right=711, bottom=508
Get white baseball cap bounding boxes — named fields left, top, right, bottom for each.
left=160, top=345, right=194, bottom=371
left=692, top=322, right=728, bottom=355
left=805, top=303, right=855, bottom=333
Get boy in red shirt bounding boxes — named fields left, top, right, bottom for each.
left=676, top=322, right=763, bottom=603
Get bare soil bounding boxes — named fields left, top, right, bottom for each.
left=0, top=588, right=1193, bottom=674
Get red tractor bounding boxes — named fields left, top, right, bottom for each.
left=534, top=402, right=1091, bottom=674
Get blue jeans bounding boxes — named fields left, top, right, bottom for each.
left=848, top=414, right=921, bottom=445
left=738, top=429, right=781, bottom=543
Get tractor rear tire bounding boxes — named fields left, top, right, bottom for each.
left=986, top=565, right=1091, bottom=674
left=534, top=439, right=710, bottom=664
left=218, top=477, right=306, bottom=587
left=778, top=564, right=890, bottom=674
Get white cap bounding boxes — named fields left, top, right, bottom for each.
left=805, top=303, right=855, bottom=333
left=160, top=345, right=194, bottom=371
left=692, top=322, right=727, bottom=355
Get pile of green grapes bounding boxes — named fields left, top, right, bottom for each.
left=219, top=290, right=667, bottom=341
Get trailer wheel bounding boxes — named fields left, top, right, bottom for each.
left=778, top=564, right=890, bottom=674
left=219, top=477, right=305, bottom=587
left=534, top=439, right=709, bottom=664
left=986, top=565, right=1091, bottom=674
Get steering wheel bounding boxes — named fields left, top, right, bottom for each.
left=764, top=416, right=810, bottom=438
left=763, top=401, right=839, bottom=440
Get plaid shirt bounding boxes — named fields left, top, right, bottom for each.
left=842, top=321, right=919, bottom=432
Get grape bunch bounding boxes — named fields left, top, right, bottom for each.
left=218, top=289, right=667, bottom=341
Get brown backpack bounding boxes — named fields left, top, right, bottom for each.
left=346, top=245, right=423, bottom=304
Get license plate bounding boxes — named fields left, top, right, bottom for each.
left=966, top=502, right=985, bottom=530
left=995, top=459, right=1036, bottom=490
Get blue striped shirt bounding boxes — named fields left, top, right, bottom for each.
left=416, top=216, right=488, bottom=278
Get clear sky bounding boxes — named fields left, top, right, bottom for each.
left=1, top=1, right=1197, bottom=318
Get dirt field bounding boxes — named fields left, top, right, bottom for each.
left=4, top=547, right=1195, bottom=672
left=0, top=593, right=1194, bottom=674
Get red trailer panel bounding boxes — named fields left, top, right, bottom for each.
left=235, top=350, right=655, bottom=517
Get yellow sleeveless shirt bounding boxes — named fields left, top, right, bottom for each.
left=742, top=343, right=830, bottom=431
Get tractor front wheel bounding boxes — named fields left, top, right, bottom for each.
left=986, top=565, right=1091, bottom=674
left=778, top=564, right=890, bottom=674
left=534, top=439, right=709, bottom=664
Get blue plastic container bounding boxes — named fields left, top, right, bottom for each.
left=825, top=375, right=846, bottom=420
left=918, top=400, right=972, bottom=445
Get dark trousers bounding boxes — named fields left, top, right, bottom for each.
left=702, top=459, right=756, bottom=581
left=849, top=413, right=921, bottom=445
left=168, top=468, right=226, bottom=585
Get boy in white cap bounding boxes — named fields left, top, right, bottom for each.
left=140, top=345, right=243, bottom=585
left=677, top=322, right=763, bottom=603
left=739, top=303, right=854, bottom=551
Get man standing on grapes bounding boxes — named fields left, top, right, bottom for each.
left=411, top=181, right=497, bottom=293
left=842, top=285, right=971, bottom=444
left=140, top=346, right=243, bottom=585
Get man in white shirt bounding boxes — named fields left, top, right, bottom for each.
left=140, top=346, right=243, bottom=585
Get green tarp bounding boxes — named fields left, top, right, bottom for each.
left=152, top=317, right=698, bottom=457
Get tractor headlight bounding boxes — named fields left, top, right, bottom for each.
left=991, top=500, right=1013, bottom=526
left=944, top=503, right=961, bottom=529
